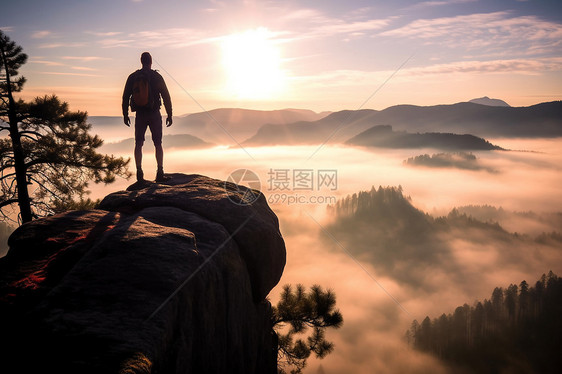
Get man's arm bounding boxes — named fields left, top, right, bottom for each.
left=122, top=74, right=133, bottom=125
left=157, top=73, right=173, bottom=123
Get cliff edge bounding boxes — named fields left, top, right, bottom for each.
left=0, top=173, right=286, bottom=373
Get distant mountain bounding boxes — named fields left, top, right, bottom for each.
left=90, top=108, right=329, bottom=145
left=346, top=125, right=503, bottom=151
left=175, top=108, right=329, bottom=144
left=242, top=101, right=562, bottom=145
left=242, top=109, right=377, bottom=146
left=468, top=96, right=510, bottom=107
left=101, top=134, right=213, bottom=153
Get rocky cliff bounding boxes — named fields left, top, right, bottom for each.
left=0, top=174, right=286, bottom=373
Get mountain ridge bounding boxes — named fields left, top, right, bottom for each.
left=242, top=101, right=562, bottom=146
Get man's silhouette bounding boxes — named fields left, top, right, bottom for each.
left=122, top=52, right=172, bottom=182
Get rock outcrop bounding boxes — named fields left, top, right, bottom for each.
left=0, top=174, right=286, bottom=374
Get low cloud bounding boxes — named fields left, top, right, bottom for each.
left=403, top=57, right=562, bottom=76
left=85, top=31, right=122, bottom=37
left=40, top=71, right=99, bottom=77
left=61, top=56, right=111, bottom=62
left=38, top=42, right=85, bottom=49
left=71, top=66, right=98, bottom=71
left=380, top=11, right=562, bottom=57
left=280, top=8, right=395, bottom=41
left=31, top=30, right=52, bottom=39
left=407, top=0, right=478, bottom=9
left=29, top=59, right=65, bottom=67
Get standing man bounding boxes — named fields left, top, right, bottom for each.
left=122, top=52, right=173, bottom=182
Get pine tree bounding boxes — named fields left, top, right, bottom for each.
left=0, top=30, right=32, bottom=222
left=0, top=31, right=130, bottom=223
left=272, top=284, right=343, bottom=374
left=408, top=272, right=562, bottom=373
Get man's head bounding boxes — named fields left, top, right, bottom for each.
left=140, top=52, right=152, bottom=68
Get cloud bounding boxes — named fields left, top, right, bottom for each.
left=95, top=39, right=130, bottom=48
left=345, top=7, right=374, bottom=19
left=289, top=56, right=562, bottom=92
left=39, top=71, right=99, bottom=77
left=86, top=31, right=122, bottom=37
left=404, top=57, right=562, bottom=76
left=380, top=11, right=562, bottom=56
left=312, top=18, right=393, bottom=37
left=90, top=8, right=392, bottom=52
left=406, top=0, right=478, bottom=10
left=31, top=30, right=52, bottom=39
left=29, top=59, right=64, bottom=67
left=61, top=56, right=111, bottom=62
left=280, top=8, right=395, bottom=41
left=38, top=42, right=86, bottom=49
left=29, top=57, right=104, bottom=73
left=71, top=66, right=98, bottom=71
left=95, top=28, right=218, bottom=49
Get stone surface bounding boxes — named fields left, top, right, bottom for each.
left=0, top=173, right=285, bottom=373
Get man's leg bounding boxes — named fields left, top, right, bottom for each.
left=134, top=142, right=144, bottom=181
left=155, top=143, right=163, bottom=171
left=148, top=111, right=165, bottom=181
left=134, top=111, right=149, bottom=182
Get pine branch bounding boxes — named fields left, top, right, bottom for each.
left=0, top=198, right=18, bottom=209
left=0, top=172, right=16, bottom=181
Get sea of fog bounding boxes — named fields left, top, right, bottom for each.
left=9, top=129, right=562, bottom=373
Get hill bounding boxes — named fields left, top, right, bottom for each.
left=346, top=125, right=504, bottom=151
left=468, top=96, right=511, bottom=107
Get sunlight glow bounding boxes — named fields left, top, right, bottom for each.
left=221, top=28, right=286, bottom=100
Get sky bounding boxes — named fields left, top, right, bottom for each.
left=1, top=0, right=562, bottom=114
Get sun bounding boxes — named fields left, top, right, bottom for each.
left=221, top=28, right=286, bottom=100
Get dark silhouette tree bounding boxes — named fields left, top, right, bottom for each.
left=272, top=284, right=343, bottom=374
left=407, top=272, right=562, bottom=374
left=0, top=30, right=32, bottom=222
left=0, top=31, right=130, bottom=223
left=518, top=280, right=529, bottom=318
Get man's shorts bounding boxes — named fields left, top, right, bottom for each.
left=135, top=109, right=162, bottom=146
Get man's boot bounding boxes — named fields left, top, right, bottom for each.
left=155, top=168, right=166, bottom=182
left=136, top=169, right=144, bottom=182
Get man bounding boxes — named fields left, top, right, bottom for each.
left=122, top=52, right=173, bottom=182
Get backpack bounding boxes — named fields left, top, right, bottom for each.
left=130, top=69, right=156, bottom=111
